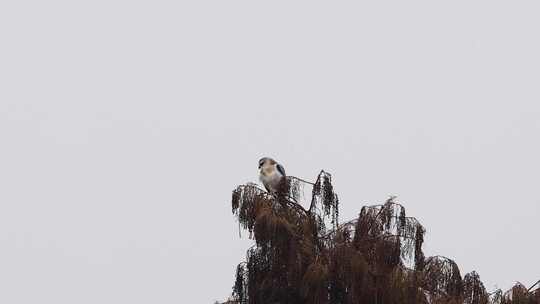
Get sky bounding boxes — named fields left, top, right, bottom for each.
left=1, top=1, right=539, bottom=303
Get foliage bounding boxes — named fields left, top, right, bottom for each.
left=228, top=171, right=539, bottom=304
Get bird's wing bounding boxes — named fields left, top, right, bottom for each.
left=276, top=163, right=286, bottom=177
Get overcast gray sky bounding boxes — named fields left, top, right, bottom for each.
left=1, top=1, right=539, bottom=303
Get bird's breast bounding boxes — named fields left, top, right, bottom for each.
left=262, top=166, right=275, bottom=176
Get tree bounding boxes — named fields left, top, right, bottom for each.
left=227, top=171, right=539, bottom=304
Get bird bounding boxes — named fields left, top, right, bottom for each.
left=258, top=157, right=286, bottom=194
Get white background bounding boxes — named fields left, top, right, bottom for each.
left=1, top=1, right=539, bottom=303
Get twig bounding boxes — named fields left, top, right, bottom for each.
left=288, top=175, right=316, bottom=186
left=308, top=170, right=327, bottom=212
left=528, top=279, right=540, bottom=292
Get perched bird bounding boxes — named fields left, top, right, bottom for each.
left=258, top=157, right=286, bottom=194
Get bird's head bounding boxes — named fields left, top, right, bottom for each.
left=258, top=157, right=275, bottom=170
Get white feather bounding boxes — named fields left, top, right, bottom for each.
left=259, top=162, right=285, bottom=193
